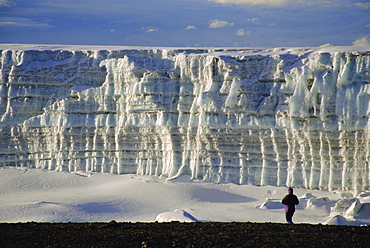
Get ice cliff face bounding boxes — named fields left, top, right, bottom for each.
left=1, top=46, right=370, bottom=192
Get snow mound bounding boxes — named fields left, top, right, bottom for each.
left=306, top=197, right=336, bottom=212
left=300, top=193, right=315, bottom=199
left=74, top=171, right=94, bottom=177
left=259, top=199, right=284, bottom=209
left=323, top=215, right=353, bottom=225
left=155, top=209, right=198, bottom=222
left=358, top=192, right=370, bottom=202
left=331, top=199, right=362, bottom=217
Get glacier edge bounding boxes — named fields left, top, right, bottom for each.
left=1, top=46, right=370, bottom=193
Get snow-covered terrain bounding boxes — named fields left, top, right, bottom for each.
left=1, top=166, right=370, bottom=226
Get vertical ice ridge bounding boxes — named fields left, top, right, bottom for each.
left=0, top=48, right=369, bottom=192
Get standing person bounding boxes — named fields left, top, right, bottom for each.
left=281, top=187, right=299, bottom=224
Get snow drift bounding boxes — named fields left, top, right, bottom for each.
left=1, top=44, right=370, bottom=192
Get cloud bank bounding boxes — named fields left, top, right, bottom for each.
left=209, top=0, right=355, bottom=8
left=210, top=0, right=288, bottom=7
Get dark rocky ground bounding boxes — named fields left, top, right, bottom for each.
left=1, top=221, right=369, bottom=247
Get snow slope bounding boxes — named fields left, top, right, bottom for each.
left=1, top=167, right=370, bottom=226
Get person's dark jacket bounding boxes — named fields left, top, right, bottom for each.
left=282, top=194, right=299, bottom=212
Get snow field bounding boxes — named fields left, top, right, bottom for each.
left=1, top=167, right=370, bottom=226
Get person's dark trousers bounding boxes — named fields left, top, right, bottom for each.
left=285, top=210, right=295, bottom=224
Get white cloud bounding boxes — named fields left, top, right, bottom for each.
left=352, top=37, right=369, bottom=46
left=366, top=24, right=370, bottom=28
left=247, top=17, right=260, bottom=24
left=0, top=17, right=53, bottom=28
left=185, top=25, right=197, bottom=30
left=0, top=0, right=15, bottom=7
left=209, top=19, right=234, bottom=28
left=0, top=21, right=16, bottom=26
left=236, top=28, right=251, bottom=36
left=142, top=27, right=159, bottom=32
left=355, top=2, right=370, bottom=9
left=236, top=29, right=245, bottom=36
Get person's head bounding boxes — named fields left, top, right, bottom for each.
left=288, top=188, right=293, bottom=194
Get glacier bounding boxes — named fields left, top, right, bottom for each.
left=1, top=45, right=369, bottom=193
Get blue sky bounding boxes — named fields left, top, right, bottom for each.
left=0, top=0, right=369, bottom=47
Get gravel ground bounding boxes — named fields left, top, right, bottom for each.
left=1, top=222, right=370, bottom=247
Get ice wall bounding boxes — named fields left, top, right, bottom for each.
left=1, top=46, right=370, bottom=192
